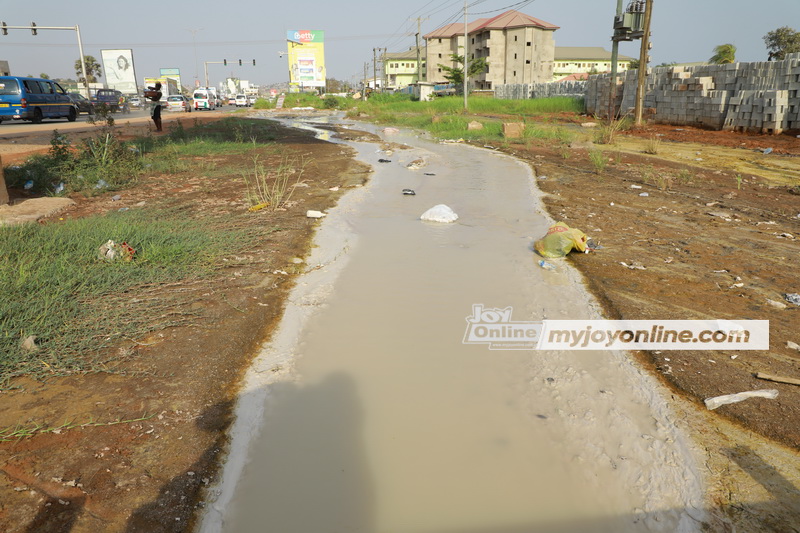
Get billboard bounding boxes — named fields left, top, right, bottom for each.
left=160, top=68, right=183, bottom=91
left=101, top=49, right=138, bottom=94
left=286, top=30, right=326, bottom=89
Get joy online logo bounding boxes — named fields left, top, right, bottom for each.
left=463, top=304, right=542, bottom=350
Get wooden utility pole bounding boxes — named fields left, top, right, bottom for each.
left=608, top=0, right=624, bottom=119
left=634, top=0, right=654, bottom=125
left=373, top=48, right=378, bottom=92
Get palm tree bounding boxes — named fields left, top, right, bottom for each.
left=74, top=55, right=103, bottom=83
left=709, top=44, right=737, bottom=64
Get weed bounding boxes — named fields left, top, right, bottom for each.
left=242, top=154, right=309, bottom=211
left=594, top=115, right=632, bottom=145
left=589, top=150, right=607, bottom=173
left=1, top=413, right=156, bottom=442
left=644, top=135, right=661, bottom=155
left=677, top=168, right=693, bottom=184
left=735, top=173, right=743, bottom=190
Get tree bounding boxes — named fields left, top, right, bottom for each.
left=763, top=26, right=800, bottom=61
left=709, top=44, right=737, bottom=64
left=437, top=54, right=488, bottom=87
left=75, top=55, right=102, bottom=83
left=39, top=73, right=50, bottom=79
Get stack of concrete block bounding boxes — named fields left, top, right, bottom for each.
left=583, top=53, right=800, bottom=134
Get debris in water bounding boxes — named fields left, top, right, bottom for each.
left=378, top=158, right=391, bottom=163
left=420, top=204, right=458, bottom=223
left=402, top=189, right=416, bottom=196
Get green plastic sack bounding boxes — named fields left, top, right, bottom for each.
left=534, top=222, right=588, bottom=258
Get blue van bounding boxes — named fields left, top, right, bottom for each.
left=0, top=76, right=77, bottom=124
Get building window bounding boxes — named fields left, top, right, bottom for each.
left=438, top=39, right=442, bottom=43
left=514, top=53, right=517, bottom=59
left=438, top=53, right=442, bottom=58
left=526, top=60, right=531, bottom=64
left=438, top=68, right=442, bottom=72
left=514, top=36, right=518, bottom=42
left=527, top=42, right=531, bottom=46
left=513, top=70, right=516, bottom=76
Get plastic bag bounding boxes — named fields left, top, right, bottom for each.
left=534, top=222, right=588, bottom=258
left=704, top=389, right=778, bottom=410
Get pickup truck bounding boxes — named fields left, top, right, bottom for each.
left=93, top=89, right=130, bottom=113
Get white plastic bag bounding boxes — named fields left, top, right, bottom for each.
left=704, top=389, right=778, bottom=410
left=420, top=204, right=458, bottom=223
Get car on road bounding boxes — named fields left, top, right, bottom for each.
left=129, top=95, right=143, bottom=108
left=248, top=95, right=258, bottom=106
left=67, top=92, right=94, bottom=115
left=0, top=76, right=77, bottom=123
left=228, top=95, right=236, bottom=106
left=192, top=89, right=215, bottom=110
left=235, top=94, right=248, bottom=107
left=166, top=95, right=192, bottom=113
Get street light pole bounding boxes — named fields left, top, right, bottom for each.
left=188, top=28, right=203, bottom=85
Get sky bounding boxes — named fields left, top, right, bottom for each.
left=1, top=0, right=797, bottom=90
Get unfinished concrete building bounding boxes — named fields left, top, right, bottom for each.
left=424, top=10, right=559, bottom=89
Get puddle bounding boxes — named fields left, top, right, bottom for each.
left=200, top=122, right=704, bottom=533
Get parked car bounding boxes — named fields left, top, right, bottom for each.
left=192, top=89, right=215, bottom=110
left=166, top=94, right=192, bottom=113
left=248, top=95, right=258, bottom=105
left=0, top=76, right=77, bottom=123
left=228, top=95, right=236, bottom=106
left=67, top=92, right=94, bottom=114
left=93, top=89, right=127, bottom=112
left=235, top=94, right=248, bottom=107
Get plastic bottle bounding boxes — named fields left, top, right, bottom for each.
left=538, top=259, right=557, bottom=271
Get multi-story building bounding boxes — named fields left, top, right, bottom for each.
left=424, top=10, right=559, bottom=90
left=553, top=47, right=636, bottom=81
left=384, top=47, right=426, bottom=90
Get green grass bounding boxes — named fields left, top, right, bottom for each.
left=0, top=207, right=264, bottom=387
left=345, top=95, right=582, bottom=144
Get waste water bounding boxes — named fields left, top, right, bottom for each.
left=199, top=119, right=704, bottom=533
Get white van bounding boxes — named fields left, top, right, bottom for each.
left=192, top=89, right=215, bottom=111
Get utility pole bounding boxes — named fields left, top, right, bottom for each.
left=187, top=28, right=203, bottom=84
left=413, top=16, right=429, bottom=85
left=463, top=0, right=468, bottom=110
left=363, top=62, right=368, bottom=101
left=608, top=0, right=624, bottom=119
left=381, top=48, right=387, bottom=91
left=634, top=0, right=654, bottom=125
left=372, top=48, right=378, bottom=92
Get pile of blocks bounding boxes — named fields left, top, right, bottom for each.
left=585, top=53, right=800, bottom=134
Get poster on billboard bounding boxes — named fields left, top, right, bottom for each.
left=101, top=49, right=138, bottom=94
left=286, top=30, right=326, bottom=89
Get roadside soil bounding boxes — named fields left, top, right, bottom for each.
left=0, top=109, right=798, bottom=531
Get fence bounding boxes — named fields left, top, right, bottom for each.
left=494, top=81, right=587, bottom=101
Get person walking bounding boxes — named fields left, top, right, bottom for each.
left=144, top=82, right=163, bottom=132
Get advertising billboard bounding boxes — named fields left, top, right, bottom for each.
left=159, top=68, right=183, bottom=91
left=101, top=49, right=138, bottom=94
left=286, top=30, right=326, bottom=89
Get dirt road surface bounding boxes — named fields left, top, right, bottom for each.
left=0, top=109, right=799, bottom=532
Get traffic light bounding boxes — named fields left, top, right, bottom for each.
left=31, top=22, right=36, bottom=36
left=2, top=22, right=7, bottom=36
left=252, top=59, right=256, bottom=66
left=223, top=59, right=227, bottom=66
left=238, top=59, right=242, bottom=66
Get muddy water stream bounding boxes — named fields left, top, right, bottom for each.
left=200, top=120, right=704, bottom=533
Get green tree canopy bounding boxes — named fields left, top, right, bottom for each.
left=437, top=54, right=488, bottom=87
left=39, top=73, right=50, bottom=79
left=74, top=55, right=102, bottom=83
left=709, top=43, right=737, bottom=64
left=763, top=26, right=800, bottom=61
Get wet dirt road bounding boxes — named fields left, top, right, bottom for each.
left=200, top=121, right=705, bottom=533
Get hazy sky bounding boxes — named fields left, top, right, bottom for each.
left=1, top=0, right=797, bottom=89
